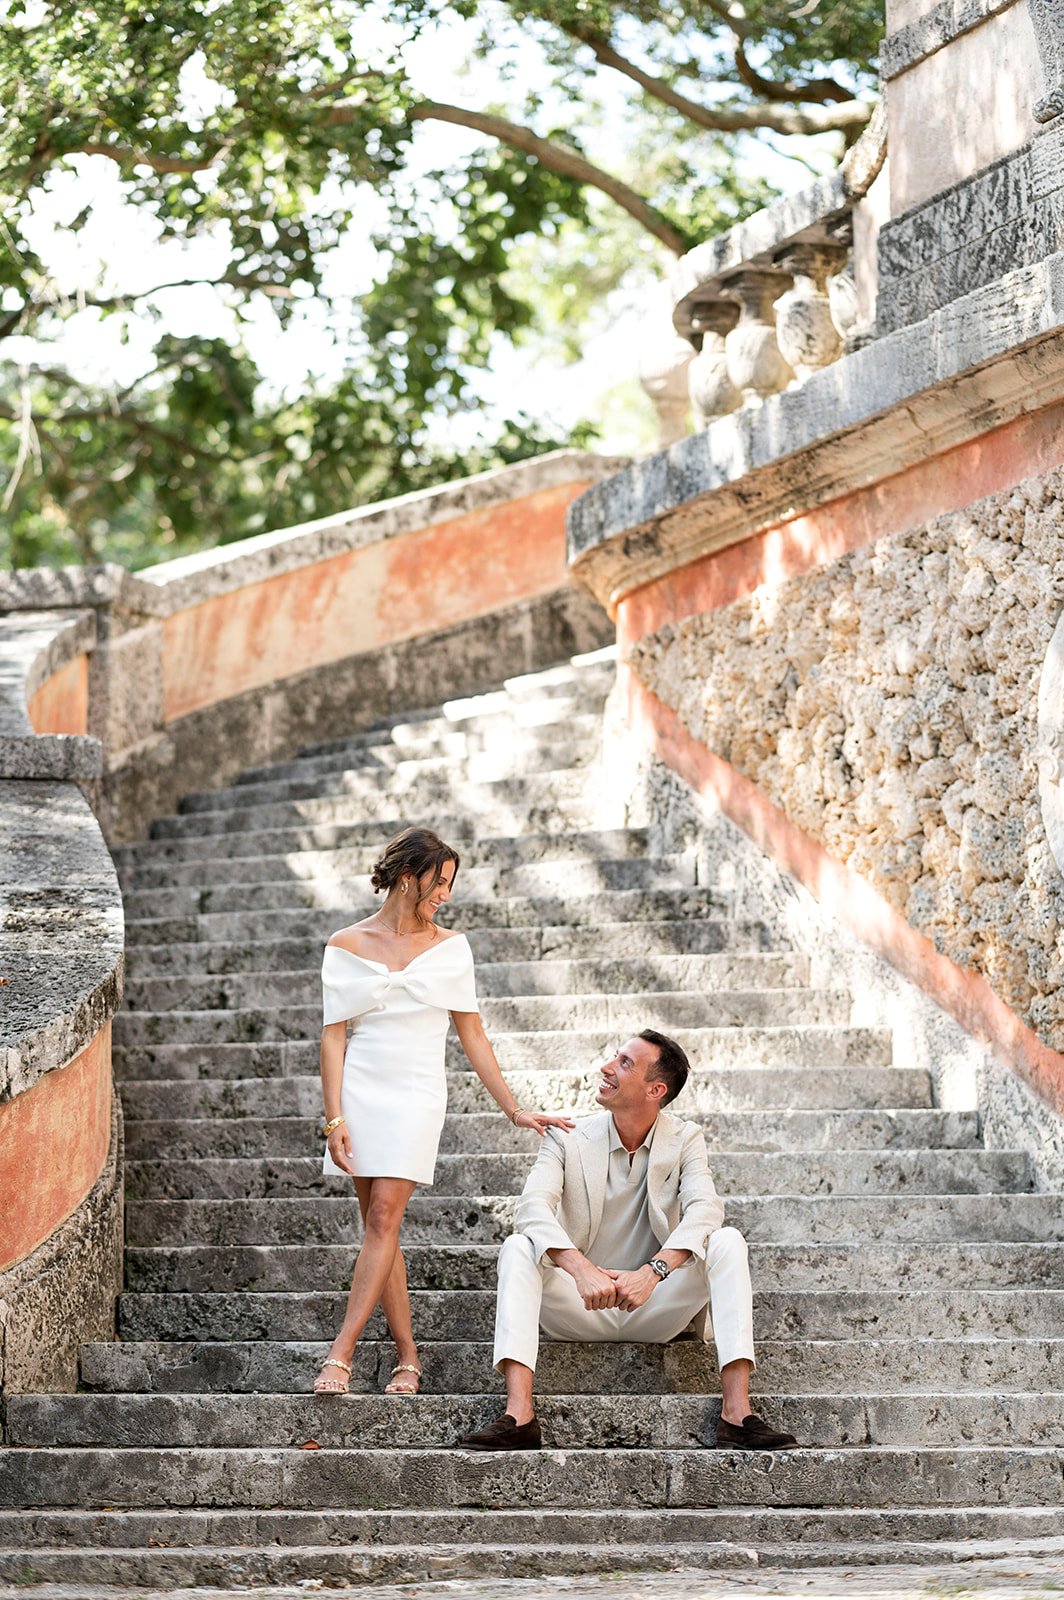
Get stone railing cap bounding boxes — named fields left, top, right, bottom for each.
left=0, top=563, right=168, bottom=617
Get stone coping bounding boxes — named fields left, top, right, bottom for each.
left=0, top=452, right=624, bottom=623
left=881, top=0, right=1018, bottom=80
left=568, top=249, right=1064, bottom=609
left=0, top=620, right=119, bottom=1103
left=0, top=610, right=95, bottom=737
left=0, top=779, right=123, bottom=1102
left=0, top=609, right=101, bottom=779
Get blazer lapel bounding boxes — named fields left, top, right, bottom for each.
left=579, top=1115, right=611, bottom=1246
left=646, top=1112, right=682, bottom=1240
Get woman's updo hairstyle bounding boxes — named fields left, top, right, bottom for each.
left=370, top=826, right=460, bottom=904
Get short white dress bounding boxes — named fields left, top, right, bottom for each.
left=320, top=932, right=479, bottom=1186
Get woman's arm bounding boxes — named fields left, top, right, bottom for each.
left=320, top=1019, right=356, bottom=1174
left=450, top=1010, right=575, bottom=1137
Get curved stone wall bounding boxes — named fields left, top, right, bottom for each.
left=0, top=613, right=124, bottom=1394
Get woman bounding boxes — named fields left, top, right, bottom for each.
left=314, top=824, right=573, bottom=1396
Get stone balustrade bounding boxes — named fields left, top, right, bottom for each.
left=651, top=103, right=887, bottom=433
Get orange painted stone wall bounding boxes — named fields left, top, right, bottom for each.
left=26, top=654, right=90, bottom=736
left=0, top=1025, right=112, bottom=1272
left=163, top=482, right=586, bottom=722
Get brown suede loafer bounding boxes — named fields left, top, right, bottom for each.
left=458, top=1412, right=542, bottom=1451
left=714, top=1412, right=799, bottom=1450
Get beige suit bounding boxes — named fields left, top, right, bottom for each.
left=494, top=1110, right=755, bottom=1371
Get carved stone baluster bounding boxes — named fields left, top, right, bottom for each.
left=721, top=269, right=793, bottom=404
left=639, top=336, right=695, bottom=447
left=686, top=301, right=741, bottom=427
left=773, top=244, right=850, bottom=380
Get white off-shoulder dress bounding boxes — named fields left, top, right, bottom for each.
left=320, top=932, right=479, bottom=1186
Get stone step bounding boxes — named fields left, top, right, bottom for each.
left=124, top=954, right=807, bottom=1010
left=116, top=823, right=650, bottom=876
left=115, top=991, right=852, bottom=1042
left=13, top=1539, right=1064, bottom=1592
left=117, top=1063, right=920, bottom=1127
left=122, top=859, right=699, bottom=921
left=122, top=920, right=776, bottom=979
left=149, top=773, right=600, bottom=840
left=122, top=1240, right=1064, bottom=1294
left=115, top=1287, right=1064, bottom=1344
left=0, top=1507, right=1060, bottom=1577
left=123, top=887, right=739, bottom=944
left=0, top=1540, right=745, bottom=1589
left=2, top=1444, right=1061, bottom=1511
left=228, top=724, right=602, bottom=791
left=121, top=854, right=687, bottom=905
left=502, top=655, right=617, bottom=698
left=296, top=690, right=609, bottom=757
left=115, top=1020, right=889, bottom=1074
left=11, top=1389, right=1064, bottom=1450
left=124, top=1148, right=1033, bottom=1202
left=178, top=746, right=602, bottom=814
left=236, top=707, right=611, bottom=774
left=122, top=1193, right=1064, bottom=1249
left=122, top=1107, right=977, bottom=1159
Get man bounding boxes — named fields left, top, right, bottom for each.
left=458, top=1029, right=798, bottom=1452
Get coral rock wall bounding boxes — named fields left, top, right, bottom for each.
left=629, top=469, right=1064, bottom=1050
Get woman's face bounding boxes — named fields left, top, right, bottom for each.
left=417, top=858, right=456, bottom=920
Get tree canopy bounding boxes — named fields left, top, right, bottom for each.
left=0, top=0, right=882, bottom=569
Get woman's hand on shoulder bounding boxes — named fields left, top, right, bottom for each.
left=514, top=1109, right=576, bottom=1138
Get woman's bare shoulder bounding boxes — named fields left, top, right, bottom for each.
left=326, top=917, right=376, bottom=952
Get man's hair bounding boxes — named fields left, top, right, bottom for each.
left=638, top=1029, right=691, bottom=1106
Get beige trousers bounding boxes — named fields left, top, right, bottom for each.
left=493, top=1225, right=756, bottom=1373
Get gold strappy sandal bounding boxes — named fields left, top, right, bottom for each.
left=384, top=1362, right=422, bottom=1396
left=313, top=1356, right=352, bottom=1395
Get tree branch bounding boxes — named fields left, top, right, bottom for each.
left=574, top=36, right=873, bottom=135
left=398, top=101, right=688, bottom=255
left=731, top=37, right=854, bottom=105
left=56, top=141, right=221, bottom=174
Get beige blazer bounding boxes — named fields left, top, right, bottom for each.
left=513, top=1109, right=726, bottom=1269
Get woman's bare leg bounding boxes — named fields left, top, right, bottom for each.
left=353, top=1176, right=419, bottom=1372
left=323, top=1175, right=418, bottom=1369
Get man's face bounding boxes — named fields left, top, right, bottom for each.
left=595, top=1036, right=664, bottom=1116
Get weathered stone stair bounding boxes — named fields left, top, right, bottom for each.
left=3, top=648, right=1064, bottom=1589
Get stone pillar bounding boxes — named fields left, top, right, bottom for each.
left=721, top=269, right=794, bottom=403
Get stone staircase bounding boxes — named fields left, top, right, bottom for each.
left=2, top=648, right=1063, bottom=1589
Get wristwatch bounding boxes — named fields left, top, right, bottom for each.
left=648, top=1257, right=671, bottom=1281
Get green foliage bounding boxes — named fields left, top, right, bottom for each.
left=0, top=0, right=883, bottom=569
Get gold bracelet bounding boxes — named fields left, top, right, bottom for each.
left=508, top=1106, right=523, bottom=1125
left=322, top=1115, right=345, bottom=1137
